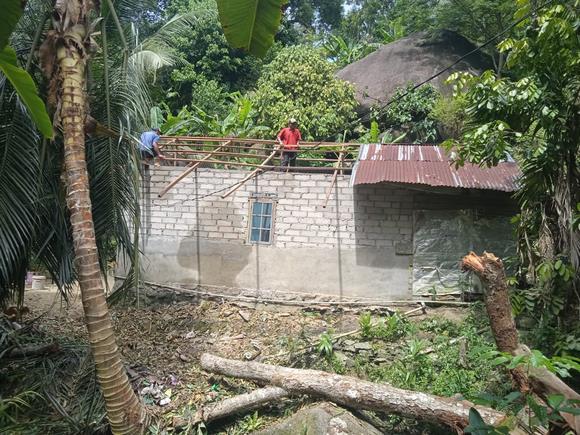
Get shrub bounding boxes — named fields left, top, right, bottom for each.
left=251, top=45, right=358, bottom=140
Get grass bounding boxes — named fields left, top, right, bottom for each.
left=1, top=303, right=514, bottom=435
left=0, top=317, right=107, bottom=435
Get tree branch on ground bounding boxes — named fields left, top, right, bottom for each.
left=199, top=353, right=516, bottom=433
left=462, top=251, right=580, bottom=433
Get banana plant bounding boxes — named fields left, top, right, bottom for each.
left=216, top=0, right=286, bottom=57
left=0, top=0, right=51, bottom=137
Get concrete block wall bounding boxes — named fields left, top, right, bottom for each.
left=138, top=167, right=514, bottom=300
left=144, top=169, right=414, bottom=250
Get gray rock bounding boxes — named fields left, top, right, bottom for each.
left=337, top=30, right=491, bottom=111
left=353, top=342, right=372, bottom=351
left=333, top=351, right=354, bottom=368
left=254, top=402, right=382, bottom=435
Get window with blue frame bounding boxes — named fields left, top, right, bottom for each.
left=249, top=200, right=274, bottom=244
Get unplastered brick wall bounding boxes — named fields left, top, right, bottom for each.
left=143, top=167, right=414, bottom=249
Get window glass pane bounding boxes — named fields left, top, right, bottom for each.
left=262, top=202, right=272, bottom=215
left=261, top=216, right=271, bottom=229
left=253, top=202, right=263, bottom=215
left=250, top=228, right=260, bottom=242
left=260, top=230, right=271, bottom=243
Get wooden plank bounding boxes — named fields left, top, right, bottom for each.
left=221, top=146, right=281, bottom=199
left=322, top=169, right=339, bottom=208
left=322, top=147, right=346, bottom=208
left=339, top=145, right=346, bottom=176
left=157, top=141, right=230, bottom=198
left=163, top=157, right=351, bottom=173
left=160, top=142, right=360, bottom=153
left=158, top=136, right=362, bottom=147
left=160, top=148, right=355, bottom=162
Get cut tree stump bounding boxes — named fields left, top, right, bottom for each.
left=462, top=251, right=580, bottom=433
left=200, top=353, right=514, bottom=433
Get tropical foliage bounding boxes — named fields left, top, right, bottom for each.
left=379, top=84, right=441, bottom=143
left=252, top=45, right=357, bottom=140
left=159, top=93, right=269, bottom=138
left=446, top=0, right=579, bottom=338
left=322, top=34, right=379, bottom=67
left=0, top=0, right=51, bottom=137
left=157, top=0, right=264, bottom=111
left=2, top=0, right=580, bottom=432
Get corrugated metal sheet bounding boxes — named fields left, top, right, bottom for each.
left=352, top=144, right=521, bottom=192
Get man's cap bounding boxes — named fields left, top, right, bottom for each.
left=289, top=118, right=298, bottom=124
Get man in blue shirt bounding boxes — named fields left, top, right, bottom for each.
left=139, top=128, right=165, bottom=166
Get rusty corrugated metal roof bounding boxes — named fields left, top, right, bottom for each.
left=351, top=144, right=521, bottom=192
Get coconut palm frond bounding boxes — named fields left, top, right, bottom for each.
left=105, top=0, right=157, bottom=24
left=11, top=0, right=52, bottom=60
left=128, top=49, right=174, bottom=72
left=86, top=132, right=141, bottom=294
left=32, top=142, right=77, bottom=295
left=139, top=13, right=197, bottom=56
left=128, top=13, right=197, bottom=76
left=0, top=78, right=41, bottom=306
left=1, top=323, right=106, bottom=433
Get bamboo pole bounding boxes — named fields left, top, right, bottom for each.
left=220, top=146, right=282, bottom=198
left=158, top=141, right=230, bottom=198
left=160, top=142, right=359, bottom=154
left=322, top=147, right=346, bottom=208
left=160, top=149, right=355, bottom=162
left=163, top=157, right=350, bottom=173
left=322, top=170, right=339, bottom=209
left=158, top=136, right=362, bottom=147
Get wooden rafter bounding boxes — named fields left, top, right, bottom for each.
left=157, top=141, right=231, bottom=198
left=220, top=145, right=282, bottom=199
left=162, top=157, right=350, bottom=173
left=322, top=147, right=346, bottom=208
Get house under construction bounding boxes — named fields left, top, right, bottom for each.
left=135, top=137, right=520, bottom=301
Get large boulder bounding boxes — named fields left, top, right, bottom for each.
left=254, top=402, right=383, bottom=435
left=337, top=30, right=491, bottom=111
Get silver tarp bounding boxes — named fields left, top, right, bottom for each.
left=412, top=210, right=515, bottom=296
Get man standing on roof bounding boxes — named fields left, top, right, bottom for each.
left=277, top=118, right=302, bottom=168
left=139, top=127, right=165, bottom=166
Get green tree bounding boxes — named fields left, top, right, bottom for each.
left=341, top=0, right=515, bottom=72
left=447, top=0, right=580, bottom=312
left=286, top=0, right=344, bottom=30
left=435, top=0, right=516, bottom=73
left=322, top=34, right=379, bottom=67
left=252, top=45, right=357, bottom=140
left=1, top=0, right=285, bottom=432
left=157, top=0, right=264, bottom=111
left=380, top=84, right=441, bottom=143
left=340, top=0, right=395, bottom=41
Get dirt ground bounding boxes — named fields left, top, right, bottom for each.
left=21, top=286, right=469, bottom=429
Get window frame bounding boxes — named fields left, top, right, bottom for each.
left=247, top=198, right=276, bottom=245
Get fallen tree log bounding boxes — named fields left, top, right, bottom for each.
left=462, top=252, right=580, bottom=433
left=6, top=342, right=59, bottom=358
left=200, top=353, right=514, bottom=432
left=192, top=387, right=288, bottom=425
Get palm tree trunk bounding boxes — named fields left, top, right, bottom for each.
left=55, top=7, right=145, bottom=435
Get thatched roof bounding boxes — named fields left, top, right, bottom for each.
left=337, top=30, right=491, bottom=111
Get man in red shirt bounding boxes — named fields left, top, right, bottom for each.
left=277, top=118, right=302, bottom=167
